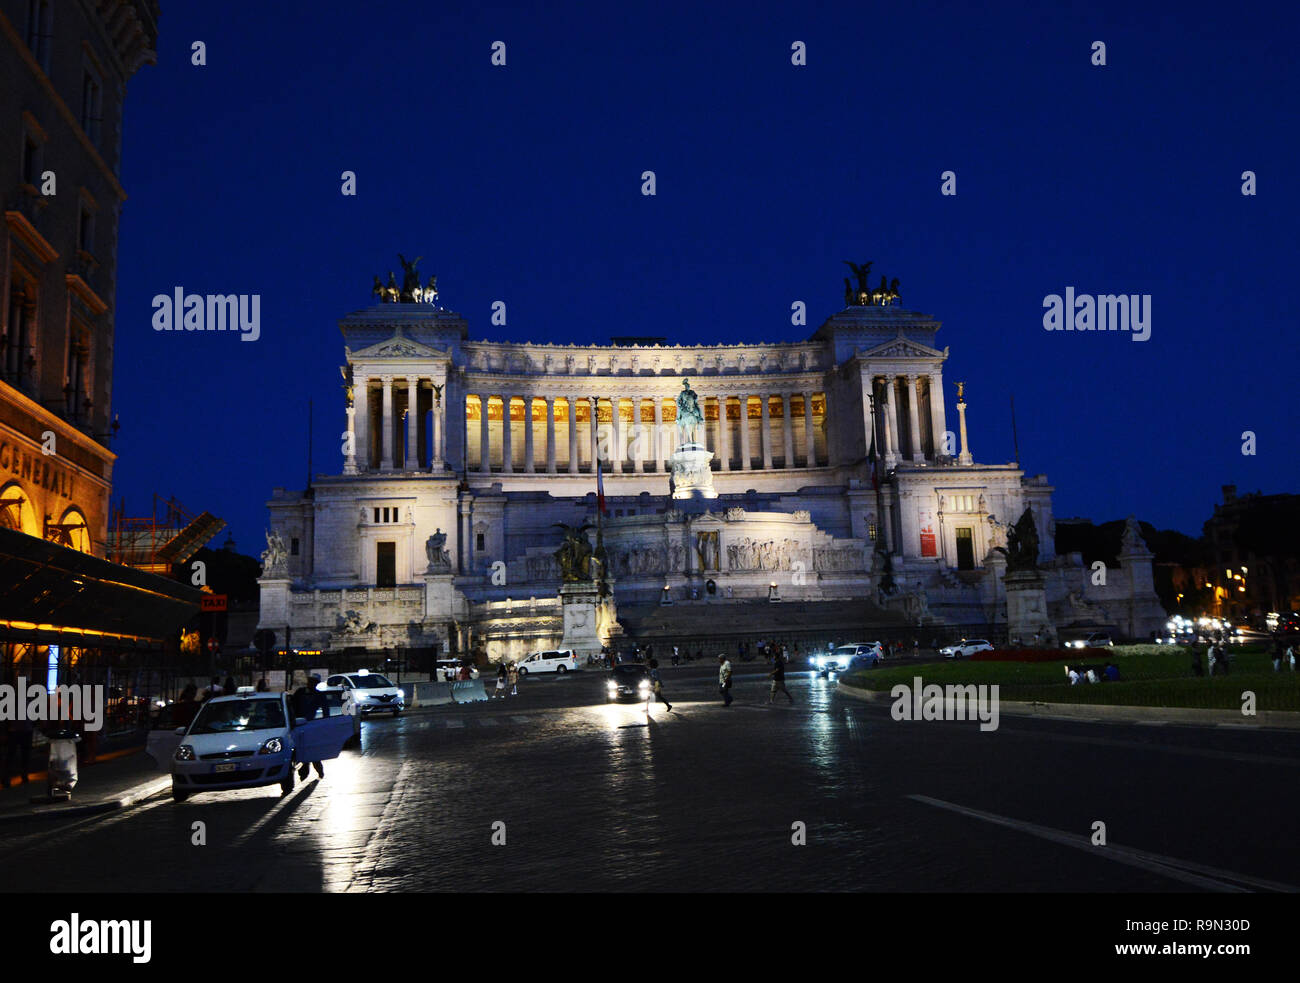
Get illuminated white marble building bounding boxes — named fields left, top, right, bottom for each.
left=258, top=290, right=1164, bottom=661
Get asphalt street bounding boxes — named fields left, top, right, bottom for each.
left=2, top=665, right=1297, bottom=892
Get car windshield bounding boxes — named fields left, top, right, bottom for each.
left=189, top=699, right=285, bottom=735
left=612, top=666, right=647, bottom=679
left=348, top=674, right=393, bottom=689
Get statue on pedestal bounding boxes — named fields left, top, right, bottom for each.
left=995, top=506, right=1041, bottom=573
left=260, top=530, right=288, bottom=577
left=675, top=379, right=704, bottom=446
left=554, top=523, right=595, bottom=582
left=425, top=529, right=452, bottom=571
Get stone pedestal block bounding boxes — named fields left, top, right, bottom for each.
left=1004, top=569, right=1056, bottom=646
left=669, top=444, right=717, bottom=500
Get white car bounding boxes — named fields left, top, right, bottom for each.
left=325, top=670, right=405, bottom=715
left=940, top=639, right=994, bottom=659
left=516, top=649, right=580, bottom=675
left=318, top=685, right=361, bottom=747
left=160, top=692, right=352, bottom=802
left=812, top=642, right=882, bottom=674
left=1067, top=632, right=1114, bottom=649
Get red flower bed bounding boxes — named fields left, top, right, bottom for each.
left=971, top=648, right=1075, bottom=663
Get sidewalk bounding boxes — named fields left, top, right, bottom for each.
left=0, top=745, right=171, bottom=824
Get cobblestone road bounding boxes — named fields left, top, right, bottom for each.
left=3, top=669, right=1297, bottom=892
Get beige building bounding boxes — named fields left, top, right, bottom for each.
left=1, top=0, right=157, bottom=551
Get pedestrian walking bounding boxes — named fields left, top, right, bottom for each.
left=507, top=661, right=519, bottom=696
left=648, top=658, right=672, bottom=712
left=718, top=654, right=733, bottom=706
left=768, top=650, right=793, bottom=705
left=494, top=662, right=507, bottom=698
left=1271, top=635, right=1285, bottom=672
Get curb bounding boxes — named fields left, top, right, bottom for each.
left=0, top=776, right=171, bottom=826
left=834, top=679, right=1300, bottom=729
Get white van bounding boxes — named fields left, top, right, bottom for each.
left=516, top=649, right=580, bottom=675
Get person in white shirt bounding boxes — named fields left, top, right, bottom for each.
left=717, top=655, right=733, bottom=706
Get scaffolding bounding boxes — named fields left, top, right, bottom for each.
left=105, top=494, right=226, bottom=575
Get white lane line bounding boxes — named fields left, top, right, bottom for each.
left=907, top=794, right=1298, bottom=893
left=444, top=719, right=464, bottom=728
left=510, top=716, right=530, bottom=724
left=478, top=717, right=499, bottom=726
left=1217, top=723, right=1259, bottom=729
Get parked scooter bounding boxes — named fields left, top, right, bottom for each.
left=46, top=729, right=81, bottom=800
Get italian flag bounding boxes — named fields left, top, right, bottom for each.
left=867, top=432, right=879, bottom=490
left=596, top=459, right=607, bottom=514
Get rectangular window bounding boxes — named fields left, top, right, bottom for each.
left=376, top=542, right=396, bottom=587
left=290, top=537, right=299, bottom=556
left=26, top=1, right=52, bottom=72
left=22, top=134, right=41, bottom=187
left=78, top=205, right=95, bottom=256
left=81, top=66, right=103, bottom=146
left=955, top=527, right=975, bottom=571
left=476, top=533, right=485, bottom=552
left=372, top=508, right=380, bottom=524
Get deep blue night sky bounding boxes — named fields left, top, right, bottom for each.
left=109, top=0, right=1298, bottom=548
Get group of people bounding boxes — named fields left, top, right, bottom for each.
left=1064, top=663, right=1121, bottom=685
left=492, top=661, right=520, bottom=698
left=714, top=650, right=794, bottom=706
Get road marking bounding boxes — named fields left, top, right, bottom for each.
left=1217, top=723, right=1259, bottom=729
left=478, top=717, right=499, bottom=726
left=510, top=716, right=530, bottom=724
left=444, top=718, right=464, bottom=728
left=907, top=794, right=1298, bottom=893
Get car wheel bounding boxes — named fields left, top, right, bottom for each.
left=555, top=665, right=567, bottom=674
left=280, top=762, right=296, bottom=797
left=172, top=788, right=189, bottom=803
left=517, top=667, right=528, bottom=675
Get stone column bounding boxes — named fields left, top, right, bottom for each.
left=880, top=490, right=895, bottom=554
left=781, top=392, right=794, bottom=469
left=881, top=383, right=897, bottom=466
left=957, top=390, right=973, bottom=465
left=653, top=397, right=664, bottom=471
left=479, top=394, right=491, bottom=473
left=343, top=403, right=358, bottom=475
left=588, top=397, right=599, bottom=473
left=906, top=375, right=924, bottom=462
left=353, top=374, right=369, bottom=471
left=610, top=397, right=622, bottom=473
left=545, top=397, right=557, bottom=473
left=739, top=395, right=752, bottom=470
left=458, top=497, right=473, bottom=574
left=567, top=398, right=579, bottom=474
left=380, top=375, right=394, bottom=470
left=634, top=399, right=646, bottom=472
left=405, top=377, right=418, bottom=469
left=718, top=396, right=730, bottom=471
left=759, top=394, right=772, bottom=470
left=432, top=387, right=445, bottom=470
left=501, top=395, right=514, bottom=473
left=929, top=373, right=946, bottom=458
left=524, top=396, right=536, bottom=473
left=803, top=391, right=817, bottom=467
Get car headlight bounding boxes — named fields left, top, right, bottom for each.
left=174, top=745, right=195, bottom=761
left=639, top=680, right=651, bottom=690
left=606, top=681, right=617, bottom=691
left=397, top=689, right=406, bottom=699
left=260, top=737, right=283, bottom=754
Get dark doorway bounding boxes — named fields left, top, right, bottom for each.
left=376, top=541, right=396, bottom=587
left=955, top=527, right=974, bottom=570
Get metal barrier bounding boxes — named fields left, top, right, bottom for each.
left=450, top=679, right=489, bottom=703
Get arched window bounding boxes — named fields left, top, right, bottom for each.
left=0, top=482, right=38, bottom=536
left=47, top=505, right=90, bottom=553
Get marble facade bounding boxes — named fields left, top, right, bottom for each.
left=258, top=295, right=1166, bottom=662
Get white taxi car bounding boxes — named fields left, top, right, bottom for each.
left=325, top=670, right=405, bottom=715
left=163, top=692, right=352, bottom=802
left=515, top=649, right=580, bottom=675
left=940, top=639, right=994, bottom=659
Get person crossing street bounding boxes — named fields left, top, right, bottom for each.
left=768, top=650, right=794, bottom=704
